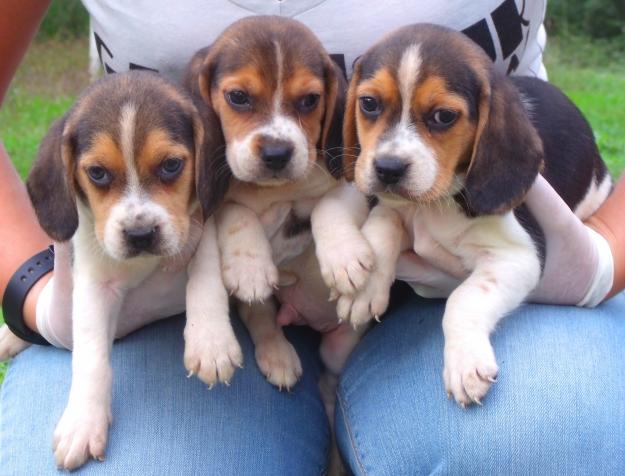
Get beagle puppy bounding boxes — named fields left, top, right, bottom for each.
left=185, top=16, right=371, bottom=389
left=336, top=24, right=611, bottom=406
left=26, top=71, right=235, bottom=469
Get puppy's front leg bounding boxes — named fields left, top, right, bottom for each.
left=443, top=244, right=541, bottom=406
left=336, top=204, right=405, bottom=328
left=239, top=300, right=302, bottom=390
left=217, top=203, right=278, bottom=302
left=185, top=216, right=242, bottom=386
left=53, top=274, right=123, bottom=470
left=312, top=181, right=374, bottom=295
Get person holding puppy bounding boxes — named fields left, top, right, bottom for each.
left=1, top=0, right=624, bottom=473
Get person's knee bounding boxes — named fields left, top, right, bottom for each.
left=335, top=294, right=625, bottom=475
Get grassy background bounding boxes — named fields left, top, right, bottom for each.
left=1, top=33, right=624, bottom=385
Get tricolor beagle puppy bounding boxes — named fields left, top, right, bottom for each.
left=336, top=24, right=611, bottom=406
left=185, top=16, right=371, bottom=389
left=25, top=71, right=235, bottom=469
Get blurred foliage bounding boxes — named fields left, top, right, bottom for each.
left=547, top=0, right=625, bottom=39
left=37, top=0, right=89, bottom=40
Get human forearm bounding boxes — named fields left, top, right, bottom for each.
left=0, top=0, right=50, bottom=104
left=0, top=143, right=52, bottom=331
left=586, top=175, right=625, bottom=299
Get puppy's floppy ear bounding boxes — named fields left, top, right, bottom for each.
left=342, top=60, right=362, bottom=182
left=319, top=57, right=347, bottom=178
left=191, top=100, right=229, bottom=219
left=460, top=71, right=544, bottom=216
left=26, top=114, right=78, bottom=241
left=184, top=48, right=230, bottom=219
left=183, top=46, right=214, bottom=105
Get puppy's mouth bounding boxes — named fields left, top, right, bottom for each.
left=254, top=177, right=292, bottom=187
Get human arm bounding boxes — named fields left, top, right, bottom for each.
left=0, top=0, right=53, bottom=333
left=586, top=175, right=625, bottom=299
left=396, top=174, right=619, bottom=307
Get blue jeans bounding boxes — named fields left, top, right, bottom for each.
left=2, top=290, right=624, bottom=475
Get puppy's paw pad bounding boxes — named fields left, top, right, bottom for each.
left=319, top=235, right=374, bottom=295
left=255, top=336, right=302, bottom=390
left=0, top=325, right=30, bottom=360
left=53, top=406, right=111, bottom=470
left=184, top=326, right=243, bottom=386
left=222, top=252, right=278, bottom=302
left=443, top=336, right=498, bottom=407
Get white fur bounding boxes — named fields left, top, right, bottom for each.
left=100, top=103, right=186, bottom=260
left=49, top=101, right=235, bottom=469
left=184, top=217, right=242, bottom=386
left=218, top=172, right=369, bottom=386
left=338, top=196, right=541, bottom=406
left=225, top=40, right=311, bottom=185
left=366, top=44, right=439, bottom=195
left=54, top=204, right=160, bottom=470
left=312, top=181, right=374, bottom=296
left=226, top=116, right=310, bottom=183
left=574, top=173, right=612, bottom=220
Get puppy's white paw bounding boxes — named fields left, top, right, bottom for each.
left=443, top=334, right=499, bottom=407
left=222, top=250, right=278, bottom=302
left=0, top=325, right=31, bottom=360
left=184, top=323, right=243, bottom=387
left=318, top=233, right=374, bottom=296
left=53, top=403, right=111, bottom=470
left=336, top=271, right=392, bottom=329
left=255, top=335, right=302, bottom=390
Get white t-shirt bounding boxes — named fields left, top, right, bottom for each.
left=82, top=0, right=548, bottom=82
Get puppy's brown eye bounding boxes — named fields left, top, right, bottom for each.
left=158, top=157, right=184, bottom=182
left=226, top=90, right=251, bottom=110
left=295, top=93, right=320, bottom=113
left=87, top=166, right=112, bottom=187
left=428, top=109, right=458, bottom=130
left=359, top=96, right=382, bottom=118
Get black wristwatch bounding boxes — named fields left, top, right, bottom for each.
left=2, top=246, right=54, bottom=345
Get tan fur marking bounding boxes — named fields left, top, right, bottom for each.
left=76, top=133, right=126, bottom=243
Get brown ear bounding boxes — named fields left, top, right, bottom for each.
left=318, top=58, right=347, bottom=178
left=190, top=98, right=229, bottom=219
left=342, top=60, right=361, bottom=182
left=26, top=115, right=78, bottom=241
left=460, top=71, right=544, bottom=216
left=182, top=46, right=212, bottom=102
left=184, top=47, right=229, bottom=219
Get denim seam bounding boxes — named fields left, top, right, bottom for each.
left=336, top=388, right=368, bottom=476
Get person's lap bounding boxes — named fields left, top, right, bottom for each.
left=2, top=290, right=624, bottom=476
left=336, top=286, right=625, bottom=475
left=0, top=315, right=330, bottom=475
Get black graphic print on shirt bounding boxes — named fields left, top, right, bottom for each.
left=93, top=0, right=534, bottom=78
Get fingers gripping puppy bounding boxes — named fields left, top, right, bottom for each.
left=186, top=16, right=371, bottom=389
left=340, top=24, right=611, bottom=406
left=26, top=71, right=234, bottom=470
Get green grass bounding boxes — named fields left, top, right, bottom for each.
left=545, top=35, right=625, bottom=177
left=0, top=35, right=624, bottom=386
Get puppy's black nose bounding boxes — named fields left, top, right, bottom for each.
left=124, top=227, right=157, bottom=251
left=374, top=157, right=408, bottom=185
left=261, top=142, right=293, bottom=171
